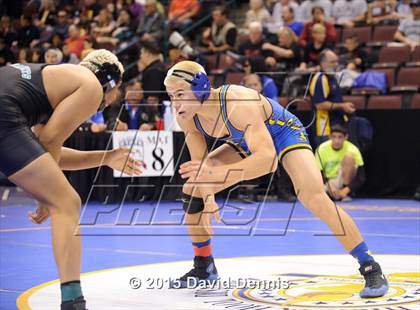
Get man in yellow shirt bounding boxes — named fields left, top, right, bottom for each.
left=315, top=124, right=365, bottom=201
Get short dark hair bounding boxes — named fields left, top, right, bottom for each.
left=311, top=6, right=324, bottom=15
left=331, top=124, right=347, bottom=135
left=284, top=5, right=295, bottom=16
left=213, top=6, right=228, bottom=17
left=141, top=41, right=161, bottom=55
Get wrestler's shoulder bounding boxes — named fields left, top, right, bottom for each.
left=44, top=64, right=98, bottom=83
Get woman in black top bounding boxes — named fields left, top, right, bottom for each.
left=0, top=50, right=141, bottom=310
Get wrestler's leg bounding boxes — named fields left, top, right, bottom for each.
left=173, top=144, right=244, bottom=287
left=9, top=153, right=82, bottom=284
left=281, top=148, right=363, bottom=251
left=183, top=143, right=244, bottom=241
left=282, top=148, right=388, bottom=298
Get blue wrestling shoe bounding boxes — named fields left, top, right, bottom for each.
left=170, top=256, right=218, bottom=288
left=359, top=261, right=389, bottom=298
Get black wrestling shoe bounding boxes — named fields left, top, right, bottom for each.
left=170, top=256, right=218, bottom=288
left=359, top=261, right=389, bottom=298
left=61, top=296, right=87, bottom=310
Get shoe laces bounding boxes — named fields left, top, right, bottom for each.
left=364, top=270, right=383, bottom=288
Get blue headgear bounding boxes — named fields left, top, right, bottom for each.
left=168, top=69, right=211, bottom=102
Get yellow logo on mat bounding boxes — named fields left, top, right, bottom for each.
left=231, top=272, right=420, bottom=309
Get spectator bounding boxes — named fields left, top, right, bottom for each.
left=50, top=32, right=64, bottom=49
left=167, top=45, right=188, bottom=68
left=244, top=56, right=279, bottom=100
left=340, top=35, right=370, bottom=71
left=300, top=6, right=336, bottom=47
left=105, top=80, right=161, bottom=131
left=300, top=23, right=333, bottom=70
left=396, top=0, right=413, bottom=19
left=124, top=0, right=144, bottom=20
left=315, top=125, right=365, bottom=201
left=65, top=24, right=86, bottom=58
left=281, top=6, right=304, bottom=36
left=0, top=15, right=17, bottom=46
left=200, top=6, right=237, bottom=53
left=36, top=0, right=57, bottom=29
left=300, top=0, right=333, bottom=22
left=309, top=49, right=356, bottom=144
left=263, top=27, right=301, bottom=72
left=136, top=0, right=165, bottom=45
left=18, top=47, right=31, bottom=63
left=92, top=8, right=116, bottom=38
left=137, top=42, right=168, bottom=109
left=265, top=0, right=278, bottom=16
left=45, top=48, right=63, bottom=64
left=31, top=47, right=42, bottom=63
left=84, top=0, right=103, bottom=19
left=244, top=0, right=272, bottom=29
left=51, top=10, right=70, bottom=40
left=168, top=0, right=200, bottom=32
left=17, top=15, right=40, bottom=48
left=80, top=37, right=95, bottom=59
left=243, top=73, right=264, bottom=93
left=62, top=44, right=79, bottom=64
left=238, top=21, right=268, bottom=58
left=96, top=9, right=134, bottom=47
left=332, top=0, right=368, bottom=28
left=0, top=37, right=15, bottom=66
left=394, top=3, right=420, bottom=50
left=366, top=0, right=399, bottom=25
left=269, top=0, right=302, bottom=33
left=106, top=2, right=118, bottom=21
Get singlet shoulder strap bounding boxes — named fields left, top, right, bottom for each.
left=220, top=84, right=244, bottom=138
left=193, top=114, right=211, bottom=138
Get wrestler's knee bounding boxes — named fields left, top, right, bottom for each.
left=299, top=190, right=333, bottom=219
left=46, top=187, right=81, bottom=217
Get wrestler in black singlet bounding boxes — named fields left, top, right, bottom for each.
left=0, top=63, right=53, bottom=176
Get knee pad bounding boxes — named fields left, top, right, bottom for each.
left=182, top=193, right=204, bottom=214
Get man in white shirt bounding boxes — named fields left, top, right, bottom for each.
left=394, top=2, right=420, bottom=50
left=301, top=0, right=333, bottom=21
left=332, top=0, right=368, bottom=27
left=267, top=0, right=302, bottom=33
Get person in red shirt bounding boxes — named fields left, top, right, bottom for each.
left=65, top=24, right=86, bottom=58
left=168, top=0, right=200, bottom=31
left=299, top=6, right=336, bottom=47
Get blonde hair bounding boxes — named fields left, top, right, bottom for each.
left=278, top=27, right=297, bottom=44
left=164, top=60, right=206, bottom=86
left=79, top=49, right=124, bottom=76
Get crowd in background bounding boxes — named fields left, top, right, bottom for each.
left=1, top=0, right=418, bottom=113
left=0, top=0, right=419, bottom=133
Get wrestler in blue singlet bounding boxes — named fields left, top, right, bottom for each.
left=193, top=85, right=312, bottom=160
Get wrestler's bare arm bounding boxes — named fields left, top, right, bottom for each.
left=38, top=66, right=103, bottom=162
left=218, top=87, right=278, bottom=181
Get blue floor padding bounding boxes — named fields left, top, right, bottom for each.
left=1, top=198, right=419, bottom=309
